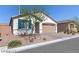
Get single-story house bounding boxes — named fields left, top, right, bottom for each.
left=0, top=24, right=11, bottom=36
left=9, top=12, right=57, bottom=35
left=57, top=20, right=77, bottom=33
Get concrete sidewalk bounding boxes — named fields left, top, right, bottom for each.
left=2, top=34, right=79, bottom=53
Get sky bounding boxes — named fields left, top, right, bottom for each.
left=0, top=5, right=79, bottom=24
left=0, top=5, right=19, bottom=24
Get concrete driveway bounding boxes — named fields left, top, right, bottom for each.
left=18, top=37, right=79, bottom=53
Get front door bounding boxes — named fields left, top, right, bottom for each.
left=35, top=22, right=39, bottom=33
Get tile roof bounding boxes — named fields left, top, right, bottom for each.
left=58, top=20, right=75, bottom=23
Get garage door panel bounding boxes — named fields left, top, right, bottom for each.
left=43, top=24, right=56, bottom=33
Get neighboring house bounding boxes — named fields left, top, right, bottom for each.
left=57, top=20, right=77, bottom=33
left=0, top=24, right=11, bottom=36
left=9, top=12, right=57, bottom=35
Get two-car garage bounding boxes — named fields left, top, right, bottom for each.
left=42, top=23, right=57, bottom=33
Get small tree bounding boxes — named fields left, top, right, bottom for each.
left=20, top=7, right=47, bottom=34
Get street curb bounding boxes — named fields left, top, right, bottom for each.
left=2, top=35, right=79, bottom=53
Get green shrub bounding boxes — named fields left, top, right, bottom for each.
left=8, top=40, right=22, bottom=48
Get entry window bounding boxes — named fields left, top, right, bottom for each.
left=18, top=19, right=32, bottom=29
left=18, top=19, right=28, bottom=29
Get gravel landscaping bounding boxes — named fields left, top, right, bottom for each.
left=0, top=32, right=78, bottom=48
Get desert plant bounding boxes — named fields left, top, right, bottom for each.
left=71, top=31, right=76, bottom=35
left=66, top=29, right=70, bottom=34
left=43, top=38, right=47, bottom=40
left=8, top=40, right=22, bottom=48
left=29, top=38, right=34, bottom=42
left=63, top=30, right=67, bottom=34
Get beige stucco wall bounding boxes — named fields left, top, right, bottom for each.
left=12, top=13, right=57, bottom=35
left=68, top=22, right=77, bottom=32
left=57, top=22, right=77, bottom=33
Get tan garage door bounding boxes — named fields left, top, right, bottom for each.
left=42, top=23, right=56, bottom=33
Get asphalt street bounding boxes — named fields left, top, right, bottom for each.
left=18, top=37, right=79, bottom=53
